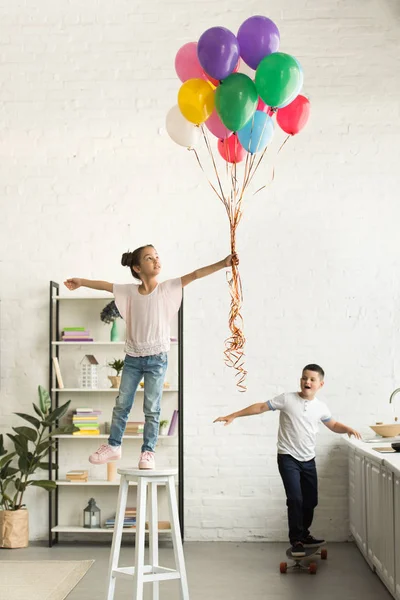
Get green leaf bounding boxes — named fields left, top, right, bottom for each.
left=49, top=425, right=77, bottom=437
left=1, top=466, right=19, bottom=478
left=12, top=426, right=37, bottom=443
left=13, top=478, right=27, bottom=493
left=30, top=480, right=57, bottom=491
left=46, top=400, right=71, bottom=424
left=36, top=440, right=54, bottom=455
left=0, top=452, right=16, bottom=469
left=14, top=413, right=41, bottom=429
left=38, top=386, right=51, bottom=415
left=18, top=455, right=30, bottom=474
left=38, top=462, right=57, bottom=471
left=0, top=434, right=7, bottom=457
left=33, top=403, right=43, bottom=418
left=7, top=434, right=28, bottom=456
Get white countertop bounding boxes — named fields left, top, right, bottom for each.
left=344, top=436, right=400, bottom=476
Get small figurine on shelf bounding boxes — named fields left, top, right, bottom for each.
left=100, top=301, right=122, bottom=341
left=108, top=358, right=125, bottom=389
left=83, top=498, right=101, bottom=529
left=80, top=355, right=99, bottom=389
left=159, top=419, right=169, bottom=436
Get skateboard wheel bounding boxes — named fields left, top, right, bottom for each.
left=279, top=562, right=287, bottom=574
left=309, top=562, right=317, bottom=574
left=321, top=548, right=327, bottom=560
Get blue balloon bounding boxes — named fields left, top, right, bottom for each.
left=238, top=111, right=274, bottom=154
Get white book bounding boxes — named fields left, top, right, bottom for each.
left=52, top=357, right=64, bottom=389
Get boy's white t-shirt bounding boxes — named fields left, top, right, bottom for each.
left=113, top=278, right=182, bottom=357
left=267, top=392, right=332, bottom=462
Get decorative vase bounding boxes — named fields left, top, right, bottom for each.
left=108, top=375, right=121, bottom=389
left=110, top=320, right=119, bottom=342
left=0, top=509, right=29, bottom=548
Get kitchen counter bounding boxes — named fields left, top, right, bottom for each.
left=345, top=436, right=400, bottom=599
left=344, top=436, right=400, bottom=477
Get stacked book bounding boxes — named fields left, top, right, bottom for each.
left=72, top=408, right=102, bottom=435
left=105, top=507, right=137, bottom=529
left=66, top=470, right=89, bottom=482
left=124, top=421, right=144, bottom=435
left=168, top=410, right=178, bottom=435
left=61, top=327, right=93, bottom=342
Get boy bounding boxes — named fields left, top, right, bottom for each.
left=214, top=364, right=361, bottom=557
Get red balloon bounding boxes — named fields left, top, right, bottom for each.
left=217, top=134, right=246, bottom=163
left=257, top=97, right=274, bottom=117
left=276, top=95, right=310, bottom=135
left=204, top=58, right=241, bottom=88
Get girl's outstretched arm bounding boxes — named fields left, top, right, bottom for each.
left=181, top=253, right=238, bottom=288
left=64, top=278, right=114, bottom=293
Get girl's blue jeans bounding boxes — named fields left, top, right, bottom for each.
left=108, top=352, right=168, bottom=452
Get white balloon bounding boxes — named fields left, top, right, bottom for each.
left=166, top=105, right=201, bottom=148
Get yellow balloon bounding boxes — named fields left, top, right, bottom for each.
left=178, top=78, right=214, bottom=125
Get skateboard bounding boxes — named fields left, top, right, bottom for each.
left=279, top=545, right=327, bottom=574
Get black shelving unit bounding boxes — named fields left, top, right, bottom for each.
left=48, top=281, right=184, bottom=546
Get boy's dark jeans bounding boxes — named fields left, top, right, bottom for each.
left=277, top=453, right=318, bottom=544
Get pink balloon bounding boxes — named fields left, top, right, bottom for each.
left=217, top=134, right=246, bottom=164
left=257, top=97, right=274, bottom=117
left=205, top=108, right=232, bottom=139
left=175, top=42, right=207, bottom=83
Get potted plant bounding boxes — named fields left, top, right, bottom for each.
left=0, top=385, right=77, bottom=548
left=101, top=301, right=122, bottom=341
left=159, top=419, right=169, bottom=436
left=108, top=359, right=124, bottom=389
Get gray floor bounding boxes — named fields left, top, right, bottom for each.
left=0, top=541, right=392, bottom=599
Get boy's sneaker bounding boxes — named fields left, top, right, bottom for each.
left=290, top=541, right=306, bottom=557
left=89, top=444, right=121, bottom=465
left=301, top=534, right=326, bottom=548
left=138, top=451, right=155, bottom=470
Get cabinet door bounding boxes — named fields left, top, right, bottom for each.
left=394, top=476, right=400, bottom=599
left=380, top=467, right=395, bottom=594
left=365, top=458, right=382, bottom=569
left=353, top=452, right=367, bottom=557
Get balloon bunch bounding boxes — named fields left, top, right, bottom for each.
left=166, top=16, right=310, bottom=391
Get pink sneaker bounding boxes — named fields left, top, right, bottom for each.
left=138, top=451, right=155, bottom=470
left=89, top=444, right=121, bottom=465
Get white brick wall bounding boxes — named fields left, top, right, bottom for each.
left=0, top=0, right=400, bottom=541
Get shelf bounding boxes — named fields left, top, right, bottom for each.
left=52, top=341, right=177, bottom=346
left=56, top=480, right=136, bottom=486
left=54, top=296, right=113, bottom=300
left=56, top=480, right=178, bottom=487
left=51, top=387, right=178, bottom=393
left=51, top=526, right=171, bottom=534
left=53, top=434, right=177, bottom=439
left=52, top=341, right=125, bottom=346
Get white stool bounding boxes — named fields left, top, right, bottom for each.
left=106, top=468, right=189, bottom=600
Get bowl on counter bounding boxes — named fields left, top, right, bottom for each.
left=370, top=423, right=400, bottom=437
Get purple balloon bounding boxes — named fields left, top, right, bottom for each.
left=237, top=16, right=280, bottom=70
left=197, top=27, right=240, bottom=82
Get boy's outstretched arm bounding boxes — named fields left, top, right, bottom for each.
left=214, top=402, right=270, bottom=426
left=181, top=253, right=238, bottom=288
left=64, top=278, right=113, bottom=293
left=323, top=418, right=361, bottom=439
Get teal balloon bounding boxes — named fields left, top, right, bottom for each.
left=237, top=111, right=274, bottom=154
left=255, top=52, right=302, bottom=109
left=215, top=73, right=258, bottom=132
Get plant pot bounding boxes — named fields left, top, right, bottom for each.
left=108, top=375, right=121, bottom=389
left=160, top=426, right=169, bottom=436
left=0, top=509, right=29, bottom=548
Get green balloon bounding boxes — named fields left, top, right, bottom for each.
left=255, top=52, right=301, bottom=108
left=215, top=73, right=258, bottom=132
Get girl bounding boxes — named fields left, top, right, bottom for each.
left=64, top=245, right=237, bottom=469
